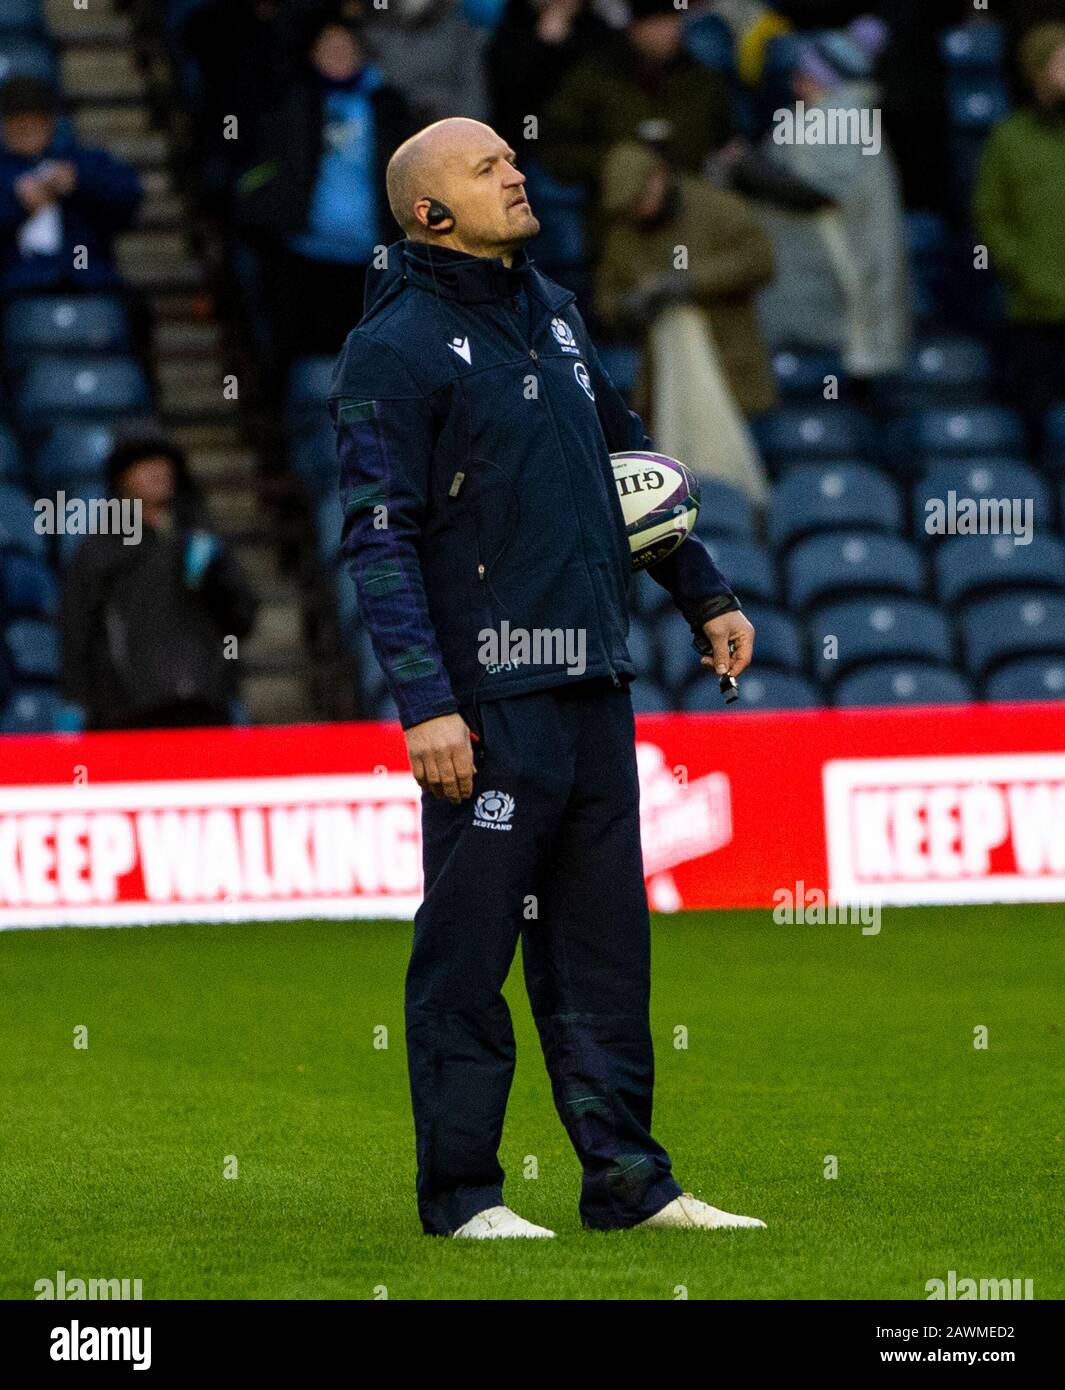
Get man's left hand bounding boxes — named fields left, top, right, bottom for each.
left=700, top=609, right=755, bottom=678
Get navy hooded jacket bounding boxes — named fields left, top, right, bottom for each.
left=328, top=238, right=738, bottom=730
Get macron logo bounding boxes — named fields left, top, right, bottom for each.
left=447, top=336, right=471, bottom=364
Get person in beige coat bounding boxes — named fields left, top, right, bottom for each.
left=593, top=140, right=777, bottom=500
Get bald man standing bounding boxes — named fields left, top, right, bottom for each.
left=329, top=118, right=763, bottom=1239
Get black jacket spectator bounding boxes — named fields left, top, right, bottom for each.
left=485, top=0, right=616, bottom=154
left=61, top=436, right=258, bottom=731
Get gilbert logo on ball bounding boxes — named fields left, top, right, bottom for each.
left=610, top=451, right=700, bottom=571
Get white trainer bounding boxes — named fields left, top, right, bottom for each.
left=635, top=1193, right=766, bottom=1230
left=452, top=1205, right=556, bottom=1239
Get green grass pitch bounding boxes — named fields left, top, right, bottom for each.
left=1, top=906, right=1062, bottom=1300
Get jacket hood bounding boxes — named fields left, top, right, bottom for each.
left=598, top=141, right=670, bottom=220
left=361, top=239, right=574, bottom=319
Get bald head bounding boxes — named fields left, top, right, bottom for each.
left=385, top=118, right=540, bottom=260
left=387, top=118, right=491, bottom=236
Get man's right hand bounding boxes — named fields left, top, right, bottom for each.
left=405, top=713, right=476, bottom=803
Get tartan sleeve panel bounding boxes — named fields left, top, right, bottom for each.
left=330, top=336, right=459, bottom=730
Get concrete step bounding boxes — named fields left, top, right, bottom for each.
left=185, top=446, right=258, bottom=486
left=204, top=488, right=263, bottom=533
left=152, top=319, right=224, bottom=357
left=117, top=240, right=204, bottom=292
left=157, top=356, right=228, bottom=394
left=242, top=672, right=316, bottom=725
left=47, top=0, right=130, bottom=44
left=167, top=421, right=243, bottom=453
left=139, top=190, right=186, bottom=231
left=231, top=537, right=285, bottom=589
left=73, top=103, right=150, bottom=141
left=241, top=599, right=306, bottom=666
left=99, top=130, right=169, bottom=169
left=159, top=380, right=240, bottom=420
left=61, top=47, right=145, bottom=103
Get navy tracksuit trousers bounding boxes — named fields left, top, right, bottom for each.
left=406, top=676, right=683, bottom=1235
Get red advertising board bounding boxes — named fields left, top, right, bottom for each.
left=0, top=702, right=1062, bottom=927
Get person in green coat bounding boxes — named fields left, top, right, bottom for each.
left=974, top=20, right=1065, bottom=444
left=539, top=0, right=736, bottom=254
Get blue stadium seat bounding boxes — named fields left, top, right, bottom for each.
left=786, top=531, right=924, bottom=611
left=1044, top=404, right=1065, bottom=476
left=905, top=211, right=954, bottom=327
left=0, top=482, right=45, bottom=557
left=4, top=618, right=58, bottom=682
left=768, top=463, right=902, bottom=550
left=0, top=425, right=25, bottom=484
left=680, top=668, right=820, bottom=712
left=291, top=420, right=337, bottom=497
left=523, top=159, right=586, bottom=270
left=625, top=614, right=656, bottom=675
left=940, top=22, right=1004, bottom=73
left=655, top=609, right=702, bottom=692
left=809, top=597, right=953, bottom=685
left=880, top=336, right=994, bottom=411
left=15, top=357, right=151, bottom=431
left=596, top=344, right=641, bottom=399
left=316, top=492, right=343, bottom=569
left=2, top=295, right=130, bottom=359
left=0, top=685, right=60, bottom=733
left=985, top=656, right=1065, bottom=703
left=771, top=348, right=845, bottom=399
left=701, top=537, right=778, bottom=605
left=0, top=1, right=45, bottom=36
left=335, top=568, right=358, bottom=637
left=888, top=407, right=1026, bottom=471
left=286, top=357, right=334, bottom=437
left=693, top=477, right=755, bottom=540
left=947, top=78, right=1009, bottom=131
left=628, top=677, right=672, bottom=714
left=366, top=688, right=400, bottom=722
left=0, top=551, right=58, bottom=618
left=33, top=424, right=116, bottom=487
left=960, top=590, right=1065, bottom=679
left=753, top=405, right=873, bottom=468
left=913, top=461, right=1052, bottom=540
left=833, top=662, right=974, bottom=708
left=934, top=534, right=1065, bottom=607
left=55, top=483, right=109, bottom=568
left=0, top=38, right=57, bottom=82
left=736, top=601, right=803, bottom=673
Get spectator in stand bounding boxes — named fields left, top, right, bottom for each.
left=364, top=0, right=490, bottom=127
left=235, top=13, right=418, bottom=364
left=753, top=20, right=911, bottom=401
left=485, top=0, right=618, bottom=154
left=540, top=0, right=736, bottom=252
left=0, top=76, right=142, bottom=295
left=1004, top=0, right=1065, bottom=97
left=60, top=434, right=259, bottom=732
left=975, top=21, right=1065, bottom=449
left=594, top=139, right=776, bottom=500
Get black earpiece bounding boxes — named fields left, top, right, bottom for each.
left=426, top=199, right=455, bottom=229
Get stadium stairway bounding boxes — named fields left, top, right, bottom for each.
left=44, top=0, right=318, bottom=723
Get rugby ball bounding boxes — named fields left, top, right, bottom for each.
left=611, top=451, right=700, bottom=571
